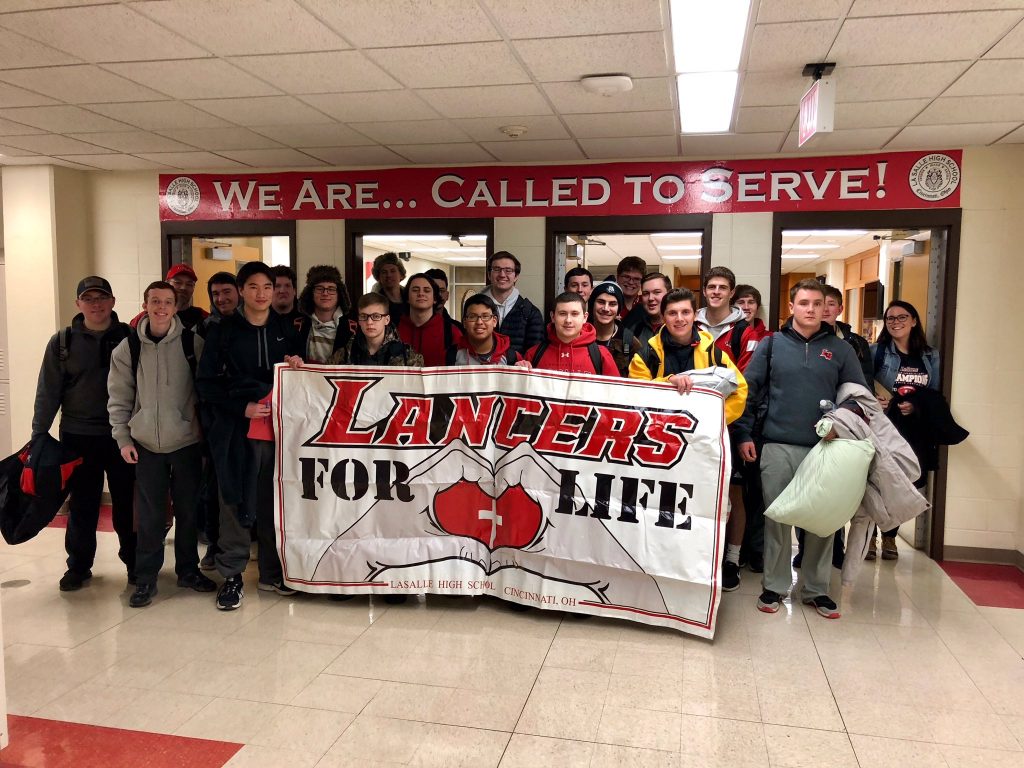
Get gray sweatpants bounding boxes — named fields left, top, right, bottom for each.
left=760, top=442, right=834, bottom=600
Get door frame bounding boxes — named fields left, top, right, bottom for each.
left=160, top=220, right=297, bottom=273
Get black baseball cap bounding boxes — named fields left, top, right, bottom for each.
left=76, top=276, right=113, bottom=299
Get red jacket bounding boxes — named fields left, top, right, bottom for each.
left=709, top=318, right=770, bottom=372
left=447, top=331, right=519, bottom=365
left=398, top=312, right=463, bottom=367
left=525, top=323, right=619, bottom=376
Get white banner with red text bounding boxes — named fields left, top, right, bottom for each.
left=274, top=364, right=730, bottom=638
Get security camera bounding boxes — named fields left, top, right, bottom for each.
left=398, top=251, right=411, bottom=261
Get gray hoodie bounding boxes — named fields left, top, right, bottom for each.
left=107, top=316, right=204, bottom=453
left=695, top=305, right=746, bottom=343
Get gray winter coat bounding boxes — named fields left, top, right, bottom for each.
left=825, top=383, right=929, bottom=586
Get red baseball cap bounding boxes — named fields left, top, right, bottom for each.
left=166, top=263, right=198, bottom=282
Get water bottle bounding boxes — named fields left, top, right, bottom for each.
left=819, top=399, right=834, bottom=413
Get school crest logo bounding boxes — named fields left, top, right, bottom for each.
left=908, top=153, right=960, bottom=202
left=165, top=176, right=201, bottom=216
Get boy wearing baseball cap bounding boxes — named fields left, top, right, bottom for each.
left=132, top=264, right=210, bottom=331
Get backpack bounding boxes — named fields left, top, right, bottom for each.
left=57, top=323, right=129, bottom=388
left=641, top=336, right=725, bottom=378
left=727, top=319, right=749, bottom=364
left=531, top=340, right=604, bottom=374
left=126, top=327, right=198, bottom=381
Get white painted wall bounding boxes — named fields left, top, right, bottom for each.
left=493, top=217, right=546, bottom=309
left=709, top=212, right=772, bottom=322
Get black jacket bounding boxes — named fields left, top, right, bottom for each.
left=495, top=295, right=544, bottom=361
left=32, top=312, right=131, bottom=438
left=833, top=320, right=873, bottom=384
left=888, top=387, right=968, bottom=472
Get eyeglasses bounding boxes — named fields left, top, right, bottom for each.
left=464, top=313, right=495, bottom=323
left=885, top=314, right=911, bottom=324
left=358, top=312, right=387, bottom=322
left=313, top=286, right=338, bottom=295
left=618, top=275, right=642, bottom=285
left=490, top=267, right=516, bottom=275
left=79, top=294, right=112, bottom=304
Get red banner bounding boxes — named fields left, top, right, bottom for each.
left=159, top=150, right=961, bottom=221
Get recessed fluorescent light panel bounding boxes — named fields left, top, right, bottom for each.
left=677, top=72, right=739, bottom=133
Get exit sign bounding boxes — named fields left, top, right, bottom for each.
left=799, top=78, right=835, bottom=147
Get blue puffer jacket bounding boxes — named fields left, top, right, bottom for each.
left=495, top=295, right=544, bottom=361
left=871, top=341, right=940, bottom=393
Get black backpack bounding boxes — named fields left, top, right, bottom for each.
left=727, top=319, right=749, bottom=364
left=125, top=327, right=198, bottom=380
left=641, top=337, right=725, bottom=378
left=531, top=340, right=604, bottom=374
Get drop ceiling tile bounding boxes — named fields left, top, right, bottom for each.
left=215, top=148, right=327, bottom=167
left=367, top=42, right=528, bottom=88
left=230, top=51, right=401, bottom=94
left=480, top=139, right=584, bottom=161
left=0, top=65, right=169, bottom=104
left=682, top=132, right=786, bottom=157
left=389, top=143, right=495, bottom=164
left=0, top=81, right=58, bottom=108
left=757, top=0, right=847, bottom=22
left=0, top=5, right=210, bottom=62
left=834, top=99, right=931, bottom=129
left=185, top=96, right=331, bottom=127
left=996, top=125, right=1024, bottom=143
left=134, top=151, right=248, bottom=169
left=738, top=71, right=809, bottom=107
left=1, top=133, right=114, bottom=155
left=104, top=60, right=280, bottom=100
left=781, top=127, right=901, bottom=152
left=348, top=119, right=470, bottom=145
left=986, top=17, right=1024, bottom=58
left=913, top=95, right=1024, bottom=125
left=886, top=122, right=1020, bottom=149
left=302, top=0, right=499, bottom=46
left=454, top=115, right=569, bottom=142
left=0, top=116, right=39, bottom=135
left=542, top=77, right=674, bottom=114
left=298, top=91, right=439, bottom=122
left=65, top=130, right=194, bottom=153
left=0, top=154, right=95, bottom=169
left=736, top=106, right=798, bottom=133
left=132, top=0, right=348, bottom=56
left=564, top=110, right=675, bottom=139
left=0, top=0, right=99, bottom=10
left=945, top=59, right=1024, bottom=96
left=55, top=153, right=173, bottom=170
left=0, top=105, right=132, bottom=132
left=0, top=27, right=79, bottom=68
left=578, top=135, right=679, bottom=159
left=84, top=101, right=231, bottom=131
left=0, top=143, right=36, bottom=156
left=747, top=20, right=840, bottom=72
left=850, top=0, right=1024, bottom=15
left=836, top=62, right=969, bottom=102
left=155, top=127, right=283, bottom=151
left=515, top=32, right=670, bottom=82
left=252, top=123, right=373, bottom=147
left=829, top=11, right=1021, bottom=66
left=485, top=0, right=665, bottom=37
left=302, top=146, right=410, bottom=166
left=417, top=84, right=552, bottom=119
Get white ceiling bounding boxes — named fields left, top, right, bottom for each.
left=0, top=0, right=1022, bottom=171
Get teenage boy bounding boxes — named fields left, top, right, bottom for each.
left=588, top=282, right=641, bottom=376
left=424, top=268, right=464, bottom=332
left=33, top=276, right=137, bottom=592
left=446, top=294, right=521, bottom=365
left=735, top=279, right=866, bottom=620
left=329, top=293, right=424, bottom=367
left=196, top=262, right=304, bottom=610
left=734, top=284, right=769, bottom=341
left=371, top=252, right=407, bottom=319
left=615, top=256, right=647, bottom=319
left=564, top=267, right=594, bottom=301
left=108, top=281, right=216, bottom=607
left=297, top=265, right=352, bottom=364
left=696, top=267, right=763, bottom=371
left=481, top=251, right=544, bottom=361
left=524, top=292, right=619, bottom=376
left=398, top=273, right=463, bottom=366
left=131, top=264, right=209, bottom=331
left=627, top=272, right=671, bottom=346
left=272, top=266, right=304, bottom=329
left=204, top=272, right=239, bottom=327
left=822, top=285, right=873, bottom=383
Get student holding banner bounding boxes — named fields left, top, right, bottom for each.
left=523, top=292, right=619, bottom=376
left=397, top=273, right=463, bottom=367
left=445, top=294, right=522, bottom=366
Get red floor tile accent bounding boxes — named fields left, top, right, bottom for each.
left=47, top=506, right=113, bottom=533
left=0, top=716, right=242, bottom=768
left=940, top=561, right=1024, bottom=609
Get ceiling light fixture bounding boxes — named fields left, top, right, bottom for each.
left=782, top=254, right=821, bottom=259
left=656, top=244, right=702, bottom=251
left=500, top=124, right=528, bottom=138
left=650, top=232, right=702, bottom=238
left=661, top=255, right=702, bottom=260
left=784, top=229, right=868, bottom=237
left=782, top=243, right=840, bottom=250
left=579, top=74, right=634, bottom=97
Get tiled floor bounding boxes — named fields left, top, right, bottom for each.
left=1, top=527, right=1023, bottom=767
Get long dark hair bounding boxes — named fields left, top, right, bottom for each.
left=876, top=300, right=931, bottom=356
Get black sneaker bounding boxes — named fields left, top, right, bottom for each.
left=757, top=589, right=783, bottom=613
left=802, top=595, right=841, bottom=619
left=722, top=561, right=741, bottom=592
left=748, top=551, right=764, bottom=574
left=178, top=572, right=217, bottom=592
left=129, top=583, right=157, bottom=608
left=59, top=570, right=91, bottom=592
left=258, top=581, right=297, bottom=596
left=216, top=574, right=244, bottom=611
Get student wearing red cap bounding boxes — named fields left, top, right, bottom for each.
left=131, top=264, right=209, bottom=331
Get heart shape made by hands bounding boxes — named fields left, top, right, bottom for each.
left=433, top=481, right=543, bottom=551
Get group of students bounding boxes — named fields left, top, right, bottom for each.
left=33, top=249, right=940, bottom=619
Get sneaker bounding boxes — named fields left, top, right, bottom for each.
left=757, top=589, right=783, bottom=613
left=748, top=551, right=764, bottom=574
left=216, top=575, right=244, bottom=611
left=258, top=581, right=297, bottom=596
left=866, top=537, right=877, bottom=561
left=199, top=548, right=217, bottom=571
left=59, top=570, right=91, bottom=592
left=881, top=536, right=899, bottom=560
left=129, top=583, right=157, bottom=608
left=722, top=561, right=740, bottom=592
left=802, top=595, right=841, bottom=619
left=177, top=572, right=217, bottom=592
left=792, top=553, right=802, bottom=569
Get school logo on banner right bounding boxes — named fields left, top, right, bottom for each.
left=165, top=176, right=201, bottom=216
left=908, top=153, right=960, bottom=202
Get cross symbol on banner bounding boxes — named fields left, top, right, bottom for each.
left=478, top=507, right=503, bottom=548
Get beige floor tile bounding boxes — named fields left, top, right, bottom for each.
left=606, top=673, right=683, bottom=713
left=939, top=743, right=1024, bottom=768
left=756, top=688, right=845, bottom=731
left=497, top=734, right=595, bottom=767
left=532, top=666, right=611, bottom=699
left=763, top=724, right=858, bottom=768
left=612, top=647, right=685, bottom=681
left=515, top=693, right=604, bottom=740
left=363, top=681, right=454, bottom=722
left=409, top=724, right=509, bottom=767
left=433, top=687, right=528, bottom=732
left=679, top=714, right=769, bottom=767
left=290, top=674, right=384, bottom=714
left=175, top=697, right=284, bottom=743
left=327, top=714, right=433, bottom=764
left=1001, top=714, right=1024, bottom=747
left=104, top=689, right=214, bottom=735
left=850, top=735, right=951, bottom=768
left=224, top=745, right=322, bottom=768
left=838, top=699, right=932, bottom=741
left=590, top=743, right=680, bottom=767
left=543, top=636, right=618, bottom=673
left=919, top=708, right=1022, bottom=751
left=314, top=756, right=406, bottom=768
left=248, top=705, right=354, bottom=755
left=596, top=705, right=681, bottom=751
left=34, top=681, right=144, bottom=725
